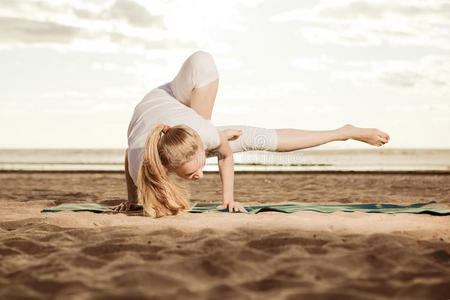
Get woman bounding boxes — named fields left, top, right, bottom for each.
left=114, top=50, right=390, bottom=218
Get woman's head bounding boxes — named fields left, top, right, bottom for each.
left=137, top=123, right=204, bottom=218
left=173, top=146, right=206, bottom=180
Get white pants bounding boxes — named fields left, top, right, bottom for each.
left=160, top=50, right=278, bottom=155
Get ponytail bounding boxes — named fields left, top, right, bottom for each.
left=137, top=123, right=200, bottom=218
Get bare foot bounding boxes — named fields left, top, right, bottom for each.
left=339, top=124, right=390, bottom=147
left=112, top=201, right=140, bottom=213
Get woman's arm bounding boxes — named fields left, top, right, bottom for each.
left=213, top=129, right=248, bottom=213
left=124, top=149, right=138, bottom=204
left=113, top=149, right=140, bottom=212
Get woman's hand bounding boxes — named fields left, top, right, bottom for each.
left=216, top=200, right=248, bottom=213
left=112, top=201, right=140, bottom=213
left=220, top=129, right=243, bottom=141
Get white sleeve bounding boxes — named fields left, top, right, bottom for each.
left=165, top=100, right=221, bottom=151
left=196, top=119, right=221, bottom=150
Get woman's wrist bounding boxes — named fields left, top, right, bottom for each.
left=222, top=198, right=234, bottom=204
left=219, top=159, right=234, bottom=205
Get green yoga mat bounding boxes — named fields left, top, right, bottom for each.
left=41, top=201, right=450, bottom=215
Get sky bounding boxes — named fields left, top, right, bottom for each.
left=0, top=0, right=449, bottom=149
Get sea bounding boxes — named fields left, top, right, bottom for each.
left=0, top=149, right=449, bottom=172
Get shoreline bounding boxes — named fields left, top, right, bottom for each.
left=1, top=169, right=450, bottom=175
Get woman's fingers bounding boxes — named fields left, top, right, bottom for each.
left=113, top=202, right=130, bottom=213
left=216, top=201, right=248, bottom=213
left=230, top=129, right=243, bottom=137
left=231, top=202, right=248, bottom=213
left=225, top=129, right=243, bottom=141
left=230, top=130, right=243, bottom=141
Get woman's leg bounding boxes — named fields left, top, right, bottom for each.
left=216, top=124, right=390, bottom=153
left=276, top=124, right=389, bottom=151
left=190, top=78, right=218, bottom=120
left=216, top=125, right=279, bottom=153
left=170, top=50, right=219, bottom=120
left=275, top=128, right=344, bottom=151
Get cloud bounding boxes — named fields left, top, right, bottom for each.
left=386, top=103, right=450, bottom=112
left=291, top=54, right=450, bottom=96
left=292, top=55, right=335, bottom=71
left=0, top=15, right=194, bottom=51
left=0, top=17, right=82, bottom=44
left=34, top=86, right=146, bottom=114
left=0, top=0, right=197, bottom=52
left=89, top=60, right=172, bottom=85
left=0, top=0, right=249, bottom=53
left=221, top=82, right=306, bottom=100
left=316, top=1, right=450, bottom=21
left=270, top=0, right=450, bottom=49
left=331, top=56, right=450, bottom=96
left=73, top=0, right=165, bottom=28
left=214, top=56, right=242, bottom=70
left=0, top=0, right=166, bottom=29
left=237, top=0, right=266, bottom=8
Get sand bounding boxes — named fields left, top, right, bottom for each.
left=0, top=171, right=449, bottom=299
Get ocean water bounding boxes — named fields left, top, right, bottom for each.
left=0, top=149, right=449, bottom=172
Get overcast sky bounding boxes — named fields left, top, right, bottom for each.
left=1, top=0, right=449, bottom=149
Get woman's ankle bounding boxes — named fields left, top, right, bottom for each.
left=336, top=124, right=355, bottom=141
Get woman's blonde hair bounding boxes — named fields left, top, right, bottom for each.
left=137, top=123, right=202, bottom=218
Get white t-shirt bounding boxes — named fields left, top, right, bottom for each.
left=127, top=84, right=221, bottom=184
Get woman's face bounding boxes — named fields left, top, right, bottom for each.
left=174, top=145, right=206, bottom=181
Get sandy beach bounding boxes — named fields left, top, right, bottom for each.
left=0, top=171, right=449, bottom=299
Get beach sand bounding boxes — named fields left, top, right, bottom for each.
left=0, top=172, right=449, bottom=299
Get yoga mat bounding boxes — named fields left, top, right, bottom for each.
left=188, top=201, right=450, bottom=215
left=40, top=201, right=450, bottom=216
left=41, top=203, right=115, bottom=213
